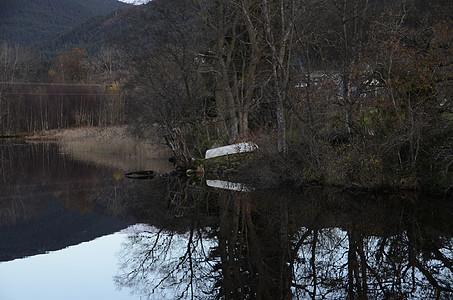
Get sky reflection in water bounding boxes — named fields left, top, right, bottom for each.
left=0, top=230, right=137, bottom=300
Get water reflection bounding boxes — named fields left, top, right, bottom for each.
left=0, top=230, right=138, bottom=300
left=0, top=142, right=102, bottom=226
left=0, top=141, right=137, bottom=261
left=1, top=141, right=451, bottom=299
left=0, top=141, right=191, bottom=299
left=290, top=191, right=453, bottom=299
left=0, top=141, right=177, bottom=261
left=115, top=224, right=216, bottom=299
left=116, top=181, right=453, bottom=299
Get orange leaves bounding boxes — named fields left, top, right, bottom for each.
left=48, top=48, right=89, bottom=83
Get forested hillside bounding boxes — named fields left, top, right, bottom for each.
left=0, top=0, right=130, bottom=46
left=40, top=4, right=149, bottom=57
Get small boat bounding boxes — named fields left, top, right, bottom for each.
left=206, top=179, right=254, bottom=192
left=125, top=170, right=155, bottom=179
left=205, top=142, right=258, bottom=159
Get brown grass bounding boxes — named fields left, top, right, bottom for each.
left=27, top=126, right=174, bottom=173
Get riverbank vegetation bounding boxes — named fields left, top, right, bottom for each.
left=1, top=0, right=451, bottom=194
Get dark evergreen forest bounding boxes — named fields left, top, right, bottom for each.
left=0, top=0, right=130, bottom=46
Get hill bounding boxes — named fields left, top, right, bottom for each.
left=39, top=0, right=173, bottom=57
left=40, top=4, right=147, bottom=57
left=0, top=0, right=130, bottom=46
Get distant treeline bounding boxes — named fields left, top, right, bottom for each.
left=0, top=82, right=123, bottom=133
left=0, top=44, right=126, bottom=135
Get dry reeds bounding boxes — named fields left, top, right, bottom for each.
left=52, top=126, right=173, bottom=172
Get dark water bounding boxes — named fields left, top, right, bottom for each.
left=0, top=141, right=452, bottom=299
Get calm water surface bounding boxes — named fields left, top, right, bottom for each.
left=0, top=141, right=452, bottom=299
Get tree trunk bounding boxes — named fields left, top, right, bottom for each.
left=239, top=110, right=249, bottom=139
left=277, top=98, right=287, bottom=154
left=164, top=127, right=192, bottom=167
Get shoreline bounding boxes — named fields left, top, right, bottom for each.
left=22, top=125, right=174, bottom=173
left=3, top=126, right=451, bottom=197
left=203, top=153, right=452, bottom=198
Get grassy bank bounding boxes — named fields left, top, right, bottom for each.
left=196, top=137, right=452, bottom=197
left=25, top=125, right=174, bottom=173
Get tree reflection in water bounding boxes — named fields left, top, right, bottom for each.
left=115, top=225, right=217, bottom=299
left=115, top=176, right=220, bottom=299
left=115, top=179, right=453, bottom=299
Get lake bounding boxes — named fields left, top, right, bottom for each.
left=0, top=141, right=452, bottom=299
